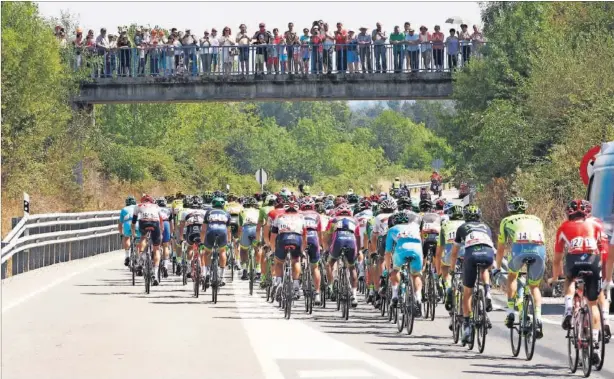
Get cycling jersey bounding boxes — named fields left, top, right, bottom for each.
left=374, top=211, right=395, bottom=256
left=385, top=223, right=422, bottom=273
left=267, top=208, right=286, bottom=228
left=159, top=207, right=172, bottom=243
left=440, top=219, right=465, bottom=266
left=326, top=215, right=361, bottom=264
left=226, top=202, right=243, bottom=217
left=240, top=208, right=260, bottom=226
left=132, top=203, right=163, bottom=245
left=319, top=214, right=330, bottom=233
left=301, top=209, right=322, bottom=263
left=258, top=205, right=274, bottom=225
left=420, top=212, right=442, bottom=245
left=354, top=209, right=374, bottom=242
left=455, top=222, right=494, bottom=249
left=182, top=209, right=207, bottom=244
left=119, top=204, right=137, bottom=237
left=498, top=214, right=545, bottom=245
left=203, top=209, right=231, bottom=249
left=273, top=212, right=306, bottom=261
left=588, top=216, right=610, bottom=277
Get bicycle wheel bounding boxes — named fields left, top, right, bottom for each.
left=193, top=261, right=201, bottom=298
left=144, top=252, right=151, bottom=294
left=568, top=325, right=579, bottom=373
left=131, top=253, right=136, bottom=286
left=249, top=248, right=254, bottom=296
left=580, top=306, right=593, bottom=378
left=428, top=272, right=436, bottom=321
left=510, top=304, right=522, bottom=357
left=422, top=272, right=430, bottom=319
left=406, top=277, right=415, bottom=335
left=397, top=289, right=405, bottom=332
left=475, top=288, right=487, bottom=353
left=453, top=287, right=463, bottom=344
left=320, top=263, right=327, bottom=308
left=523, top=294, right=537, bottom=360
left=595, top=303, right=605, bottom=371
left=211, top=255, right=219, bottom=304
left=335, top=278, right=341, bottom=311
left=285, top=277, right=293, bottom=319
left=344, top=276, right=350, bottom=321
left=387, top=281, right=394, bottom=323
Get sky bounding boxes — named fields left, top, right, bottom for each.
left=37, top=1, right=482, bottom=36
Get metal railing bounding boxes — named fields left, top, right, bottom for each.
left=73, top=42, right=487, bottom=79
left=1, top=211, right=121, bottom=279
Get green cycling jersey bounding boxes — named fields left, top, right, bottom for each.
left=259, top=205, right=273, bottom=225
left=439, top=219, right=465, bottom=246
left=498, top=214, right=545, bottom=245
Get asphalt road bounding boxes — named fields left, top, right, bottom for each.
left=3, top=247, right=613, bottom=379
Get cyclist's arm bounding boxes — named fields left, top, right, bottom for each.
left=118, top=212, right=124, bottom=234
left=495, top=219, right=507, bottom=269
left=606, top=242, right=614, bottom=284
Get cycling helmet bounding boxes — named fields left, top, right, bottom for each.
left=244, top=197, right=258, bottom=208
left=324, top=200, right=334, bottom=210
left=265, top=194, right=277, bottom=206
left=419, top=187, right=431, bottom=201
left=202, top=191, right=214, bottom=204
left=334, top=196, right=347, bottom=207
left=212, top=197, right=225, bottom=209
left=380, top=198, right=398, bottom=212
left=397, top=196, right=412, bottom=210
left=125, top=195, right=136, bottom=206
left=284, top=199, right=299, bottom=212
left=227, top=192, right=237, bottom=201
left=335, top=203, right=353, bottom=216
left=191, top=195, right=203, bottom=208
left=411, top=202, right=420, bottom=213
left=419, top=199, right=433, bottom=212
left=175, top=191, right=185, bottom=199
left=463, top=205, right=481, bottom=222
left=141, top=194, right=155, bottom=204
left=566, top=199, right=590, bottom=219
left=448, top=205, right=464, bottom=220
left=182, top=195, right=192, bottom=208
left=347, top=193, right=360, bottom=204
left=357, top=198, right=372, bottom=212
left=391, top=211, right=410, bottom=226
left=316, top=202, right=326, bottom=214
left=302, top=185, right=311, bottom=196
left=435, top=198, right=446, bottom=210
left=397, top=188, right=409, bottom=198
left=347, top=188, right=354, bottom=196
left=507, top=197, right=528, bottom=214
left=156, top=197, right=167, bottom=207
left=300, top=197, right=316, bottom=211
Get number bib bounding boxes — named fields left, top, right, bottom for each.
left=516, top=231, right=544, bottom=244
left=207, top=212, right=228, bottom=224
left=465, top=231, right=493, bottom=248
left=569, top=237, right=598, bottom=254
left=422, top=222, right=441, bottom=234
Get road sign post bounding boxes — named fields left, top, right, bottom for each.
left=255, top=169, right=268, bottom=192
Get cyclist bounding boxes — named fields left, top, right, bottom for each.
left=370, top=198, right=398, bottom=308
left=156, top=197, right=173, bottom=278
left=131, top=194, right=164, bottom=286
left=449, top=205, right=495, bottom=344
left=354, top=198, right=374, bottom=301
left=179, top=196, right=207, bottom=279
left=200, top=196, right=232, bottom=288
left=239, top=197, right=260, bottom=280
left=270, top=199, right=306, bottom=301
left=202, top=191, right=214, bottom=211
left=325, top=203, right=362, bottom=308
left=300, top=197, right=324, bottom=305
left=434, top=199, right=447, bottom=217
left=437, top=204, right=466, bottom=329
left=119, top=195, right=138, bottom=267
left=257, top=194, right=276, bottom=287
left=225, top=192, right=244, bottom=272
left=552, top=199, right=605, bottom=364
left=495, top=197, right=546, bottom=338
left=386, top=211, right=423, bottom=315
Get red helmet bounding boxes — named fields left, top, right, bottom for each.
left=435, top=198, right=446, bottom=210
left=300, top=197, right=315, bottom=211
left=284, top=199, right=299, bottom=212
left=335, top=203, right=353, bottom=216
left=141, top=194, right=155, bottom=204
left=566, top=199, right=591, bottom=219
left=358, top=198, right=372, bottom=212
left=369, top=194, right=380, bottom=202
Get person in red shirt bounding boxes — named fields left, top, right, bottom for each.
left=334, top=22, right=348, bottom=73
left=552, top=199, right=604, bottom=363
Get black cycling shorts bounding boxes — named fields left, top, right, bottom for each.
left=565, top=254, right=602, bottom=302
left=138, top=221, right=162, bottom=246
left=463, top=245, right=495, bottom=288
left=186, top=224, right=202, bottom=245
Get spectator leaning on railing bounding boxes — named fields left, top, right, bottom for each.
left=445, top=28, right=460, bottom=71
left=405, top=26, right=419, bottom=72
left=210, top=28, right=220, bottom=73
left=300, top=27, right=310, bottom=74
left=357, top=26, right=372, bottom=74
left=253, top=23, right=272, bottom=73
left=419, top=25, right=431, bottom=71
left=322, top=23, right=334, bottom=74
left=347, top=29, right=359, bottom=74
left=236, top=24, right=250, bottom=75
left=200, top=30, right=212, bottom=74
left=471, top=25, right=485, bottom=57
left=73, top=27, right=84, bottom=69
left=284, top=23, right=298, bottom=74
left=459, top=23, right=471, bottom=64
left=311, top=25, right=323, bottom=74
left=390, top=25, right=404, bottom=73
left=334, top=22, right=348, bottom=73
left=431, top=25, right=445, bottom=72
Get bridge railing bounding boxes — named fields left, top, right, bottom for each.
left=1, top=211, right=121, bottom=279
left=74, top=41, right=487, bottom=79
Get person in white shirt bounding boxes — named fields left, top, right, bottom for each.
left=210, top=28, right=220, bottom=73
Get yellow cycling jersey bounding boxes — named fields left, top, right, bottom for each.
left=225, top=201, right=243, bottom=215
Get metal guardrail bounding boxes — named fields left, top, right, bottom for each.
left=73, top=41, right=487, bottom=78
left=1, top=211, right=121, bottom=279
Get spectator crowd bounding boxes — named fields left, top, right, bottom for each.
left=55, top=20, right=486, bottom=78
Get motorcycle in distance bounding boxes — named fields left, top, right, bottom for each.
left=430, top=179, right=443, bottom=197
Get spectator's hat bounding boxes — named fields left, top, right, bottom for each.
left=204, top=30, right=210, bottom=34
left=348, top=29, right=355, bottom=34
left=408, top=27, right=415, bottom=32
left=303, top=27, right=309, bottom=32
left=101, top=27, right=107, bottom=32
left=136, top=26, right=141, bottom=31
left=460, top=23, right=468, bottom=28
left=359, top=26, right=368, bottom=31
left=211, top=28, right=217, bottom=32
left=259, top=22, right=265, bottom=27
left=186, top=29, right=191, bottom=34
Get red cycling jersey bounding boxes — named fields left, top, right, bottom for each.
left=587, top=216, right=610, bottom=275
left=267, top=208, right=286, bottom=226
left=554, top=218, right=605, bottom=256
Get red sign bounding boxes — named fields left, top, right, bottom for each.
left=579, top=145, right=601, bottom=185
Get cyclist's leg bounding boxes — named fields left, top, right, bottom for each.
left=389, top=251, right=401, bottom=300
left=523, top=244, right=547, bottom=322
left=408, top=246, right=424, bottom=305
left=307, top=233, right=322, bottom=300
left=344, top=242, right=359, bottom=301
left=327, top=240, right=341, bottom=293
left=441, top=244, right=454, bottom=308
left=272, top=235, right=290, bottom=295
left=462, top=248, right=478, bottom=318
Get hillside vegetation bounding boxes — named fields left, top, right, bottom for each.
left=1, top=2, right=448, bottom=234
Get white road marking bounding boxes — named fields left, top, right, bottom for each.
left=2, top=252, right=119, bottom=313
left=298, top=369, right=374, bottom=378
left=232, top=280, right=421, bottom=379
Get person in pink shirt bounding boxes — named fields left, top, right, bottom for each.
left=431, top=25, right=445, bottom=71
